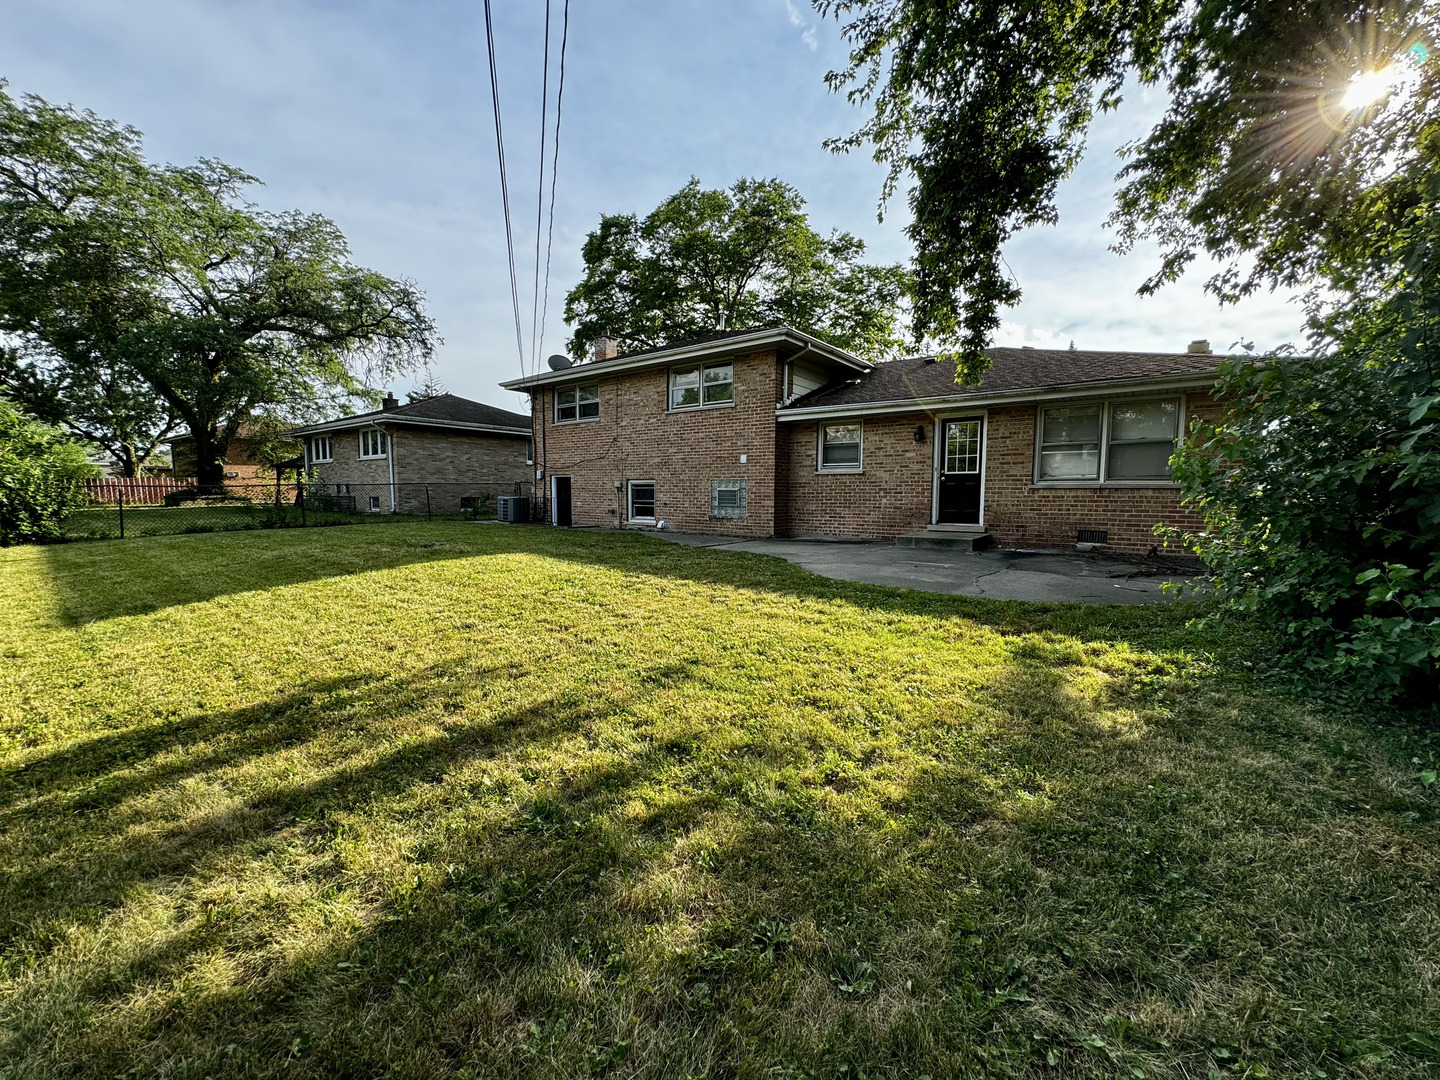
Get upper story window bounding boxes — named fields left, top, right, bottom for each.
left=670, top=362, right=733, bottom=410
left=309, top=435, right=333, bottom=463
left=556, top=384, right=599, bottom=423
left=1036, top=397, right=1180, bottom=483
left=819, top=422, right=862, bottom=472
left=359, top=429, right=388, bottom=459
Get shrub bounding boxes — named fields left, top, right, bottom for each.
left=1171, top=350, right=1439, bottom=703
left=0, top=396, right=97, bottom=545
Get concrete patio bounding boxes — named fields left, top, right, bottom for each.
left=653, top=532, right=1203, bottom=604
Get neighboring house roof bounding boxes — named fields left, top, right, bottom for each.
left=778, top=348, right=1224, bottom=419
left=499, top=325, right=873, bottom=391
left=289, top=394, right=531, bottom=437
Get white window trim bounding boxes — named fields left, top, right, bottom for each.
left=554, top=384, right=601, bottom=425
left=627, top=479, right=657, bottom=524
left=309, top=436, right=333, bottom=463
left=668, top=362, right=736, bottom=413
left=1032, top=395, right=1185, bottom=488
left=817, top=420, right=864, bottom=473
left=359, top=428, right=388, bottom=460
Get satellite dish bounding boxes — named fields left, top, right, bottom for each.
left=547, top=354, right=573, bottom=371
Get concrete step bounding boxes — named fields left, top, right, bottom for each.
left=896, top=528, right=995, bottom=551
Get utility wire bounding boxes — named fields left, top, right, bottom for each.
left=482, top=0, right=526, bottom=376
left=536, top=0, right=571, bottom=365
left=529, top=0, right=552, bottom=372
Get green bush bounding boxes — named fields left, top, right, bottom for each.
left=1171, top=351, right=1439, bottom=703
left=0, top=396, right=97, bottom=545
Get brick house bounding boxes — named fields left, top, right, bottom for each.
left=168, top=424, right=274, bottom=483
left=289, top=393, right=533, bottom=514
left=501, top=327, right=1225, bottom=553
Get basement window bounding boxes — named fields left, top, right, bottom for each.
left=628, top=480, right=656, bottom=524
left=710, top=479, right=747, bottom=519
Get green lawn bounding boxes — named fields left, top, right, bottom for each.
left=1, top=525, right=1435, bottom=1079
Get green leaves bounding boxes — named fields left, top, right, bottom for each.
left=563, top=177, right=911, bottom=361
left=0, top=395, right=96, bottom=544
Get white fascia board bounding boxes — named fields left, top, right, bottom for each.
left=775, top=373, right=1220, bottom=421
left=498, top=328, right=870, bottom=391
left=289, top=415, right=529, bottom=437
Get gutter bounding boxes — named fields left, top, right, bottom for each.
left=289, top=415, right=529, bottom=438
left=775, top=372, right=1221, bottom=421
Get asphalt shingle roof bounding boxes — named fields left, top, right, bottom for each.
left=329, top=394, right=529, bottom=429
left=784, top=348, right=1223, bottom=410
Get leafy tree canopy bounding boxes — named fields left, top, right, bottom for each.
left=817, top=0, right=1437, bottom=368
left=563, top=177, right=912, bottom=361
left=0, top=82, right=437, bottom=489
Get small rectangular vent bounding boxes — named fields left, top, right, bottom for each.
left=1077, top=528, right=1109, bottom=545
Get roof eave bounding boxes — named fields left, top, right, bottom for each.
left=499, top=328, right=871, bottom=391
left=776, top=371, right=1221, bottom=421
left=289, top=415, right=529, bottom=437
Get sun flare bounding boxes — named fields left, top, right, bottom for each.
left=1341, top=64, right=1401, bottom=110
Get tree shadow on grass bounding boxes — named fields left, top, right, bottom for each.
left=35, top=524, right=1226, bottom=659
left=6, top=631, right=1429, bottom=1079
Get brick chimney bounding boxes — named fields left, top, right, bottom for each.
left=592, top=335, right=619, bottom=363
left=1187, top=339, right=1212, bottom=354
left=381, top=391, right=400, bottom=411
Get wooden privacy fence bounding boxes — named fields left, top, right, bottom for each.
left=84, top=477, right=197, bottom=505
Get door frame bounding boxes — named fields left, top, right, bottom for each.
left=931, top=411, right=988, bottom=526
left=550, top=474, right=571, bottom=526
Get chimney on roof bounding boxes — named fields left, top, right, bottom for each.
left=382, top=391, right=400, bottom=411
left=1187, top=339, right=1212, bottom=354
left=592, top=334, right=619, bottom=363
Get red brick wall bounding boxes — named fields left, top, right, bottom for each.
left=778, top=414, right=934, bottom=538
left=535, top=348, right=781, bottom=535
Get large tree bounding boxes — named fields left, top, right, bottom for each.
left=0, top=83, right=435, bottom=490
left=563, top=177, right=912, bottom=361
left=816, top=0, right=1437, bottom=367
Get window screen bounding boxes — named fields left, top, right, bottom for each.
left=1106, top=399, right=1179, bottom=480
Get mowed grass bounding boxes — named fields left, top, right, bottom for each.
left=0, top=525, right=1436, bottom=1079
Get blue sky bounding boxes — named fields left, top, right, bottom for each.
left=5, top=0, right=1308, bottom=412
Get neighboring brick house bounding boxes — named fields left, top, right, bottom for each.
left=501, top=326, right=1226, bottom=553
left=289, top=393, right=532, bottom=514
left=168, top=424, right=273, bottom=483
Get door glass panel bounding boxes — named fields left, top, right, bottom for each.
left=944, top=420, right=981, bottom=473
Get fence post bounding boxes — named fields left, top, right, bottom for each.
left=117, top=491, right=125, bottom=540
left=425, top=485, right=432, bottom=522
left=299, top=476, right=306, bottom=527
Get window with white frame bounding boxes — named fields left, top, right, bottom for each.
left=710, top=479, right=747, bottom=519
left=819, top=422, right=862, bottom=471
left=670, top=362, right=734, bottom=410
left=555, top=385, right=599, bottom=422
left=309, top=435, right=333, bottom=462
left=1035, top=397, right=1180, bottom=483
left=359, top=429, right=388, bottom=459
left=525, top=438, right=534, bottom=464
left=628, top=480, right=656, bottom=523
left=1106, top=399, right=1180, bottom=480
left=368, top=495, right=382, bottom=511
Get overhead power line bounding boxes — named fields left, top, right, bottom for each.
left=482, top=0, right=526, bottom=376
left=529, top=0, right=553, bottom=373
left=536, top=0, right=571, bottom=365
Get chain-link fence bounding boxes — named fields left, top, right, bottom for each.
left=64, top=480, right=537, bottom=540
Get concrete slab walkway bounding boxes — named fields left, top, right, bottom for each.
left=654, top=533, right=1201, bottom=604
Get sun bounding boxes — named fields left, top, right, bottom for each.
left=1340, top=64, right=1401, bottom=110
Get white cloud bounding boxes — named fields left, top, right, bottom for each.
left=783, top=0, right=820, bottom=50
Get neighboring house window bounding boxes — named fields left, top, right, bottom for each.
left=525, top=438, right=534, bottom=464
left=1037, top=405, right=1101, bottom=481
left=556, top=385, right=599, bottom=422
left=368, top=495, right=382, bottom=511
left=710, top=479, right=747, bottom=519
left=1035, top=398, right=1181, bottom=483
left=309, top=436, right=333, bottom=462
left=628, top=480, right=656, bottom=523
left=819, top=422, right=862, bottom=471
left=359, top=429, right=388, bottom=459
left=1106, top=399, right=1180, bottom=480
left=670, top=362, right=734, bottom=410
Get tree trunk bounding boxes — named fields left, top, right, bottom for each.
left=191, top=431, right=227, bottom=494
